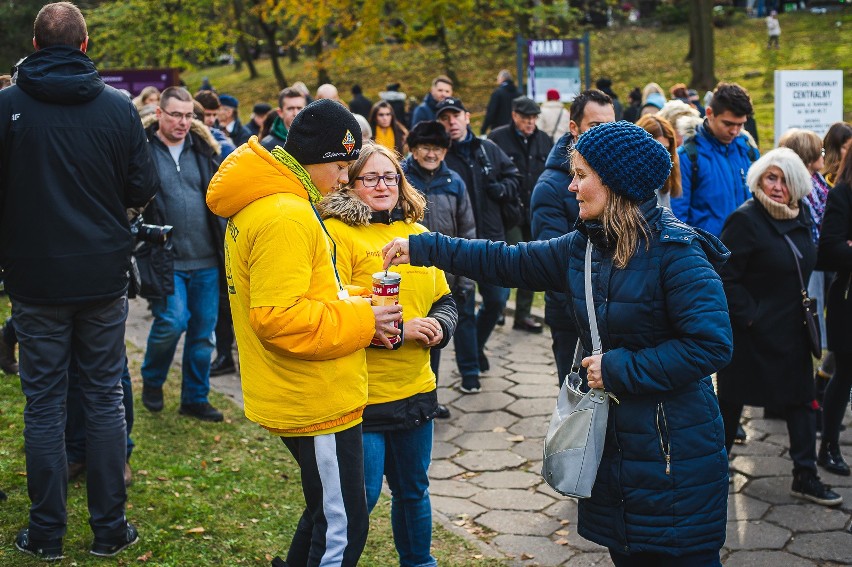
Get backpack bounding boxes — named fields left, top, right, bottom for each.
left=682, top=133, right=760, bottom=190
left=477, top=144, right=523, bottom=230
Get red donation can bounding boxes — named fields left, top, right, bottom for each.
left=371, top=271, right=402, bottom=348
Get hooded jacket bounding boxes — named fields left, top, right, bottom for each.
left=406, top=201, right=733, bottom=555
left=410, top=92, right=439, bottom=128
left=207, top=137, right=375, bottom=435
left=0, top=46, right=158, bottom=304
left=318, top=190, right=455, bottom=408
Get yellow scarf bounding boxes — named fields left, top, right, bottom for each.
left=374, top=126, right=395, bottom=150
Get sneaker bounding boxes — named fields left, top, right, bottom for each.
left=460, top=375, right=481, bottom=394
left=141, top=385, right=163, bottom=412
left=210, top=354, right=236, bottom=376
left=734, top=424, right=747, bottom=444
left=790, top=470, right=843, bottom=506
left=818, top=442, right=851, bottom=476
left=15, top=528, right=64, bottom=561
left=434, top=404, right=451, bottom=419
left=513, top=316, right=543, bottom=334
left=478, top=352, right=490, bottom=373
left=179, top=402, right=224, bottom=422
left=0, top=330, right=18, bottom=374
left=90, top=522, right=139, bottom=557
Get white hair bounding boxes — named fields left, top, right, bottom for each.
left=747, top=147, right=813, bottom=202
left=658, top=99, right=699, bottom=126
left=353, top=113, right=372, bottom=141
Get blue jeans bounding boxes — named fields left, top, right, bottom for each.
left=141, top=267, right=218, bottom=404
left=475, top=281, right=509, bottom=354
left=453, top=288, right=479, bottom=378
left=66, top=357, right=134, bottom=464
left=363, top=423, right=436, bottom=567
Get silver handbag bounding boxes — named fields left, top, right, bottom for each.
left=542, top=240, right=618, bottom=498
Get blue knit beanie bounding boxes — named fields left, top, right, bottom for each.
left=573, top=121, right=672, bottom=202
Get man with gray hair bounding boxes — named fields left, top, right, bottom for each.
left=0, top=2, right=157, bottom=559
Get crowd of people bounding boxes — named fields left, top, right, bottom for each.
left=1, top=1, right=851, bottom=565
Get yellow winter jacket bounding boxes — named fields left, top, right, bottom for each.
left=206, top=137, right=375, bottom=435
left=319, top=190, right=451, bottom=405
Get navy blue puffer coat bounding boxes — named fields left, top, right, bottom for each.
left=409, top=200, right=733, bottom=555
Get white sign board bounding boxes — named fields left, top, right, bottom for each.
left=774, top=70, right=843, bottom=141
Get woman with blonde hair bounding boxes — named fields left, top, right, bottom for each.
left=718, top=147, right=842, bottom=507
left=635, top=114, right=682, bottom=207
left=383, top=121, right=733, bottom=566
left=320, top=142, right=456, bottom=567
left=131, top=85, right=160, bottom=111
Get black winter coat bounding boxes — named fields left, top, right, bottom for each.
left=443, top=130, right=522, bottom=241
left=138, top=123, right=225, bottom=299
left=481, top=81, right=522, bottom=134
left=817, top=182, right=852, bottom=353
left=488, top=124, right=554, bottom=224
left=348, top=94, right=373, bottom=117
left=0, top=46, right=158, bottom=304
left=718, top=198, right=816, bottom=407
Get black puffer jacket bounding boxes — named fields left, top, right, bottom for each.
left=0, top=46, right=158, bottom=304
left=443, top=129, right=522, bottom=241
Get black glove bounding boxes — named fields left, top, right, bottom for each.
left=484, top=180, right=506, bottom=201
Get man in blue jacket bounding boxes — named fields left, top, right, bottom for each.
left=530, top=89, right=615, bottom=384
left=671, top=82, right=759, bottom=236
left=0, top=2, right=158, bottom=559
left=410, top=75, right=453, bottom=128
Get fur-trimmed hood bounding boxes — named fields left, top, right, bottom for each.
left=141, top=113, right=221, bottom=155
left=317, top=189, right=373, bottom=226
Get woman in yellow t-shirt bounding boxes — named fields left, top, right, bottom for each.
left=320, top=142, right=456, bottom=567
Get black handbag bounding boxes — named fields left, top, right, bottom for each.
left=783, top=234, right=822, bottom=359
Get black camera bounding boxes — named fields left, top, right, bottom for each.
left=130, top=215, right=173, bottom=250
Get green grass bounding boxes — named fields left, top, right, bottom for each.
left=183, top=9, right=851, bottom=150
left=0, top=302, right=500, bottom=566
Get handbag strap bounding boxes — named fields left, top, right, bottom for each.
left=585, top=240, right=602, bottom=355
left=782, top=234, right=808, bottom=295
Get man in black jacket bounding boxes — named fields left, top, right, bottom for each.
left=139, top=87, right=225, bottom=423
left=489, top=96, right=554, bottom=333
left=480, top=69, right=522, bottom=135
left=436, top=97, right=522, bottom=393
left=0, top=2, right=158, bottom=559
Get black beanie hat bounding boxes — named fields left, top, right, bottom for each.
left=407, top=121, right=450, bottom=149
left=283, top=99, right=362, bottom=165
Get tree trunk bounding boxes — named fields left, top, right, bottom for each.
left=688, top=0, right=716, bottom=91
left=259, top=20, right=286, bottom=89
left=231, top=0, right=258, bottom=78
left=436, top=19, right=459, bottom=87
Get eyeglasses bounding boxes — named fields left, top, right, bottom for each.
left=162, top=110, right=195, bottom=121
left=355, top=174, right=401, bottom=187
left=415, top=145, right=445, bottom=155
